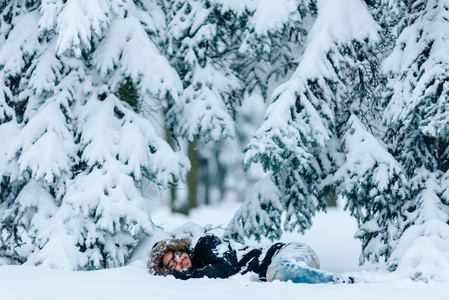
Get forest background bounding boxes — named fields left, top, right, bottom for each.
left=1, top=0, right=449, bottom=283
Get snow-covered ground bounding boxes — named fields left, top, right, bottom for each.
left=1, top=202, right=448, bottom=300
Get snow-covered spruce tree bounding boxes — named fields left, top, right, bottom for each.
left=233, top=0, right=314, bottom=98
left=160, top=0, right=248, bottom=212
left=221, top=0, right=316, bottom=241
left=315, top=0, right=410, bottom=269
left=227, top=0, right=383, bottom=240
left=323, top=0, right=409, bottom=266
left=163, top=0, right=242, bottom=143
left=382, top=0, right=449, bottom=281
left=333, top=115, right=409, bottom=265
left=0, top=0, right=43, bottom=264
left=204, top=0, right=315, bottom=208
left=191, top=89, right=268, bottom=208
left=0, top=0, right=189, bottom=270
left=226, top=174, right=283, bottom=242
left=217, top=0, right=313, bottom=210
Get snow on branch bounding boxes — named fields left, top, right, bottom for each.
left=93, top=16, right=182, bottom=103
left=225, top=175, right=283, bottom=242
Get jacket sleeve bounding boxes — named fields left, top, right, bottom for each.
left=172, top=235, right=239, bottom=280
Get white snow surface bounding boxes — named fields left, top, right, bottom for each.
left=2, top=202, right=448, bottom=300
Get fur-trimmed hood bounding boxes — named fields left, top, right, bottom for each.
left=148, top=238, right=192, bottom=276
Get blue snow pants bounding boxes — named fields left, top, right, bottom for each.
left=266, top=242, right=341, bottom=284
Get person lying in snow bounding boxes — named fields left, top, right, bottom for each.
left=148, top=234, right=354, bottom=283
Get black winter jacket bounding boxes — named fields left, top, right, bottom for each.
left=172, top=235, right=285, bottom=280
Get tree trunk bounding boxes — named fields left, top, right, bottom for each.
left=185, top=137, right=199, bottom=214
left=202, top=157, right=210, bottom=205
left=164, top=124, right=180, bottom=213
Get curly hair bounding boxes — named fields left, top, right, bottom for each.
left=147, top=238, right=191, bottom=276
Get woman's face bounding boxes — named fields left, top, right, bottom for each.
left=162, top=250, right=192, bottom=272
